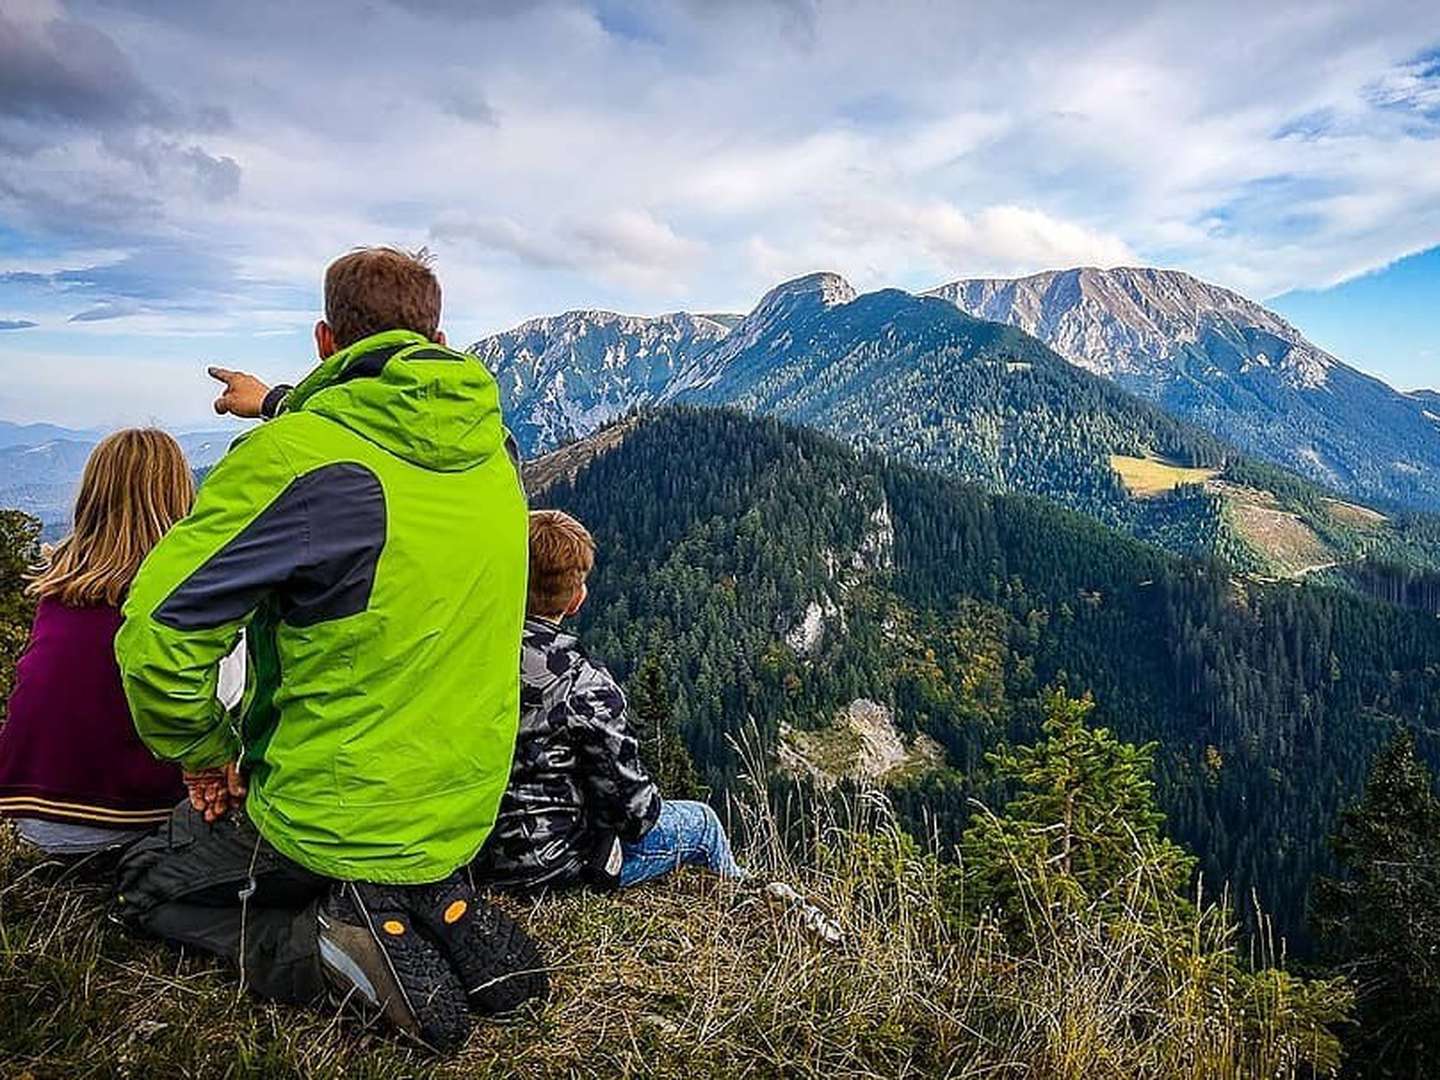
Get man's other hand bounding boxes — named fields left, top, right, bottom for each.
left=183, top=767, right=224, bottom=818
left=208, top=367, right=271, bottom=418
left=183, top=762, right=247, bottom=822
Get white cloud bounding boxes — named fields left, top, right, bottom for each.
left=680, top=131, right=869, bottom=213
left=431, top=207, right=704, bottom=293
left=743, top=199, right=1137, bottom=293
left=909, top=203, right=1138, bottom=277
left=430, top=214, right=573, bottom=269
left=571, top=209, right=705, bottom=290
left=3, top=0, right=1440, bottom=423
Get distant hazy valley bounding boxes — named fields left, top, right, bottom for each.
left=0, top=422, right=234, bottom=538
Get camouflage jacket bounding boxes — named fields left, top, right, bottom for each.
left=473, top=617, right=661, bottom=892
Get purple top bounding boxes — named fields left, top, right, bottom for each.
left=0, top=597, right=184, bottom=829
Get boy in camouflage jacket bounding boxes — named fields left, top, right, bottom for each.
left=475, top=510, right=743, bottom=892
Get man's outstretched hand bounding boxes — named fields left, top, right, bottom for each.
left=208, top=367, right=271, bottom=419
left=183, top=762, right=247, bottom=823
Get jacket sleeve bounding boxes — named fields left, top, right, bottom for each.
left=571, top=672, right=662, bottom=842
left=116, top=427, right=300, bottom=771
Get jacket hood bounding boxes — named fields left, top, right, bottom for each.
left=284, top=330, right=507, bottom=471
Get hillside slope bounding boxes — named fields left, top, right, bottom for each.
left=668, top=272, right=1225, bottom=525
left=667, top=273, right=1440, bottom=582
left=0, top=791, right=1345, bottom=1079
left=530, top=407, right=1440, bottom=942
left=929, top=267, right=1440, bottom=511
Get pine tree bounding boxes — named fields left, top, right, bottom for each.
left=1311, top=730, right=1440, bottom=1078
left=0, top=510, right=39, bottom=703
left=628, top=652, right=701, bottom=800
left=960, top=689, right=1195, bottom=932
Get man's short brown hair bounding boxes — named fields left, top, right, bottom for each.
left=527, top=510, right=595, bottom=617
left=324, top=246, right=442, bottom=348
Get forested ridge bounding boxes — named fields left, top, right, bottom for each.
left=534, top=407, right=1440, bottom=946
left=679, top=281, right=1229, bottom=538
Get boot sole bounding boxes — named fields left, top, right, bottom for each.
left=342, top=882, right=474, bottom=1052
left=412, top=878, right=550, bottom=1016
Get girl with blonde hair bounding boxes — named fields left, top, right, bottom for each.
left=0, top=429, right=195, bottom=854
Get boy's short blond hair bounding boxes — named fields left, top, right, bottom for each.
left=528, top=510, right=595, bottom=617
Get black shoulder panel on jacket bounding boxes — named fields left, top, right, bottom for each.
left=154, top=463, right=387, bottom=631
left=397, top=347, right=462, bottom=361
left=332, top=343, right=409, bottom=386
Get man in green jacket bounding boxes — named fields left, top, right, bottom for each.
left=115, top=247, right=544, bottom=1051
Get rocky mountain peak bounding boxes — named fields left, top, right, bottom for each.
left=927, top=266, right=1335, bottom=389
left=469, top=309, right=732, bottom=454
left=755, top=272, right=858, bottom=313
left=661, top=272, right=858, bottom=400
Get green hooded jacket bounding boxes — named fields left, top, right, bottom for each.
left=117, top=330, right=528, bottom=883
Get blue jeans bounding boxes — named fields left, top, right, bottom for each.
left=619, top=799, right=743, bottom=888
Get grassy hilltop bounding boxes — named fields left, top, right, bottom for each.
left=1, top=718, right=1347, bottom=1080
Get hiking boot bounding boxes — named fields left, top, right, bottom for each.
left=408, top=871, right=549, bottom=1016
left=317, top=881, right=472, bottom=1052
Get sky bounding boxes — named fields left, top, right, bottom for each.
left=0, top=0, right=1438, bottom=429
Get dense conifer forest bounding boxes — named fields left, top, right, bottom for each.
left=534, top=407, right=1440, bottom=946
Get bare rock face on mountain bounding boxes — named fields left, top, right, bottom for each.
left=928, top=268, right=1440, bottom=510
left=930, top=268, right=1333, bottom=387
left=470, top=310, right=733, bottom=455
left=779, top=699, right=942, bottom=789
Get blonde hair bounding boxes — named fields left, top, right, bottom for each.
left=528, top=510, right=595, bottom=617
left=27, top=428, right=195, bottom=606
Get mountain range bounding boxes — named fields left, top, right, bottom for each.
left=476, top=269, right=1440, bottom=585
left=9, top=265, right=1436, bottom=580
left=927, top=267, right=1440, bottom=512
left=469, top=311, right=733, bottom=453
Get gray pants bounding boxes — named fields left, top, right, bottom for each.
left=116, top=803, right=331, bottom=1003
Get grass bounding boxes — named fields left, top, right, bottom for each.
left=780, top=719, right=867, bottom=780
left=1110, top=454, right=1219, bottom=497
left=1, top=781, right=1343, bottom=1080
left=779, top=705, right=942, bottom=789
left=1222, top=497, right=1334, bottom=576
left=1321, top=498, right=1386, bottom=529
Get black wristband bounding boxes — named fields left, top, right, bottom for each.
left=260, top=384, right=293, bottom=419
